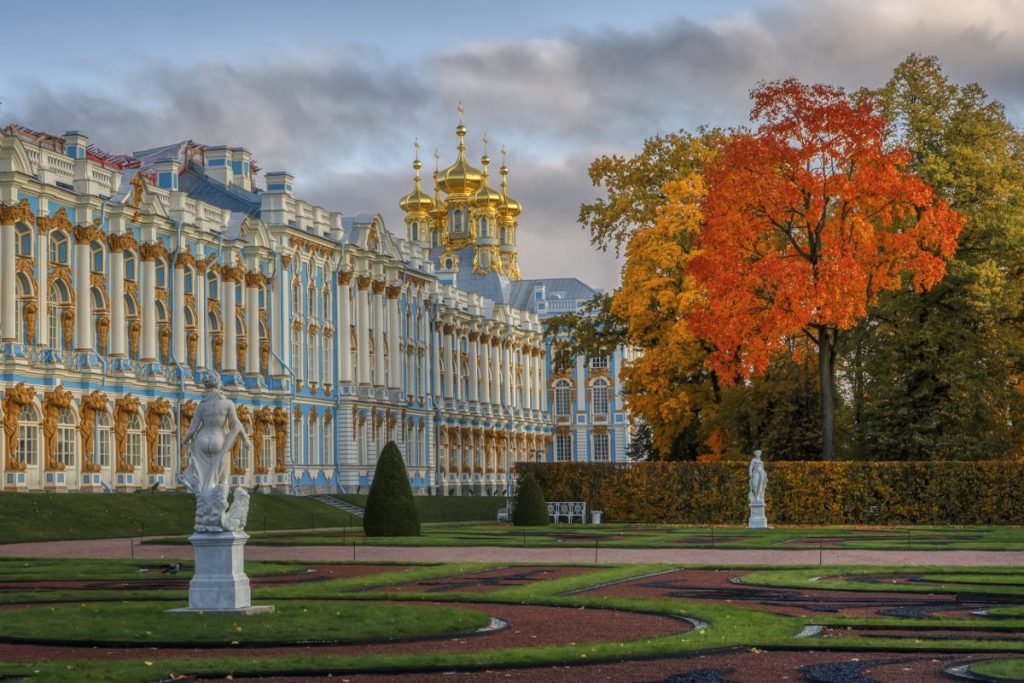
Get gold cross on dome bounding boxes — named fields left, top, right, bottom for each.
left=457, top=102, right=464, bottom=123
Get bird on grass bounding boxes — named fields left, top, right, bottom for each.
left=160, top=563, right=184, bottom=576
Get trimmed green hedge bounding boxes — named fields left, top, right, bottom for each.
left=516, top=461, right=1024, bottom=525
left=363, top=442, right=420, bottom=536
left=512, top=473, right=549, bottom=526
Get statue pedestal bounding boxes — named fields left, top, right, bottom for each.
left=166, top=531, right=273, bottom=615
left=748, top=502, right=768, bottom=529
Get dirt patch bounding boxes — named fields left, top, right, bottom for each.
left=374, top=565, right=598, bottom=594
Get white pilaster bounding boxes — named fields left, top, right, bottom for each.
left=356, top=276, right=371, bottom=385
left=338, top=273, right=352, bottom=383
left=468, top=333, right=479, bottom=403
left=172, top=263, right=186, bottom=363
left=36, top=224, right=49, bottom=347
left=503, top=341, right=513, bottom=407
left=441, top=323, right=453, bottom=400
left=140, top=257, right=157, bottom=362
left=109, top=250, right=125, bottom=357
left=245, top=275, right=260, bottom=375
left=386, top=285, right=401, bottom=391
left=372, top=282, right=386, bottom=387
left=0, top=222, right=14, bottom=342
left=196, top=265, right=208, bottom=369
left=222, top=277, right=238, bottom=373
left=74, top=241, right=93, bottom=351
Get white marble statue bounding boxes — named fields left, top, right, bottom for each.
left=748, top=449, right=767, bottom=505
left=180, top=372, right=252, bottom=532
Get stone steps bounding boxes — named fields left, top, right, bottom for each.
left=309, top=494, right=365, bottom=518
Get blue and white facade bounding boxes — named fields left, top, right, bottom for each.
left=508, top=279, right=635, bottom=464
left=0, top=120, right=625, bottom=496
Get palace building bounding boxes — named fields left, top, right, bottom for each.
left=0, top=117, right=630, bottom=495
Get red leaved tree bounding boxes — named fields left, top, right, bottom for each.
left=689, top=79, right=964, bottom=460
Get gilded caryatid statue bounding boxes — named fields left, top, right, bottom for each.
left=22, top=300, right=37, bottom=345
left=61, top=309, right=74, bottom=353
left=96, top=315, right=110, bottom=354
left=41, top=386, right=74, bottom=471
left=128, top=320, right=141, bottom=359
left=180, top=372, right=252, bottom=532
left=3, top=383, right=36, bottom=471
left=113, top=394, right=141, bottom=472
left=79, top=390, right=108, bottom=473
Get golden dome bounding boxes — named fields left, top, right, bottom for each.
left=437, top=121, right=482, bottom=196
left=469, top=148, right=503, bottom=211
left=398, top=148, right=434, bottom=215
left=428, top=152, right=447, bottom=228
left=499, top=153, right=522, bottom=218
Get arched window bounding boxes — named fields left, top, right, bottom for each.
left=126, top=413, right=144, bottom=468
left=554, top=380, right=571, bottom=417
left=155, top=258, right=167, bottom=288
left=48, top=281, right=70, bottom=351
left=460, top=361, right=469, bottom=399
left=323, top=419, right=332, bottom=467
left=16, top=273, right=32, bottom=345
left=592, top=378, right=609, bottom=416
left=369, top=337, right=376, bottom=386
left=307, top=286, right=316, bottom=318
left=307, top=331, right=317, bottom=383
left=293, top=414, right=303, bottom=465
left=184, top=267, right=194, bottom=295
left=592, top=432, right=610, bottom=462
left=207, top=272, right=218, bottom=300
left=16, top=404, right=40, bottom=466
left=96, top=411, right=112, bottom=468
left=157, top=415, right=175, bottom=470
left=261, top=424, right=273, bottom=472
left=291, top=328, right=302, bottom=377
left=411, top=221, right=419, bottom=242
left=309, top=413, right=320, bottom=466
left=291, top=280, right=301, bottom=314
left=49, top=231, right=69, bottom=265
left=56, top=407, right=77, bottom=468
left=91, top=241, right=104, bottom=273
left=16, top=224, right=32, bottom=256
left=322, top=288, right=331, bottom=320
left=321, top=334, right=331, bottom=385
left=124, top=252, right=136, bottom=281
left=238, top=420, right=252, bottom=472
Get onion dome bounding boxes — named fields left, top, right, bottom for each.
left=428, top=149, right=447, bottom=229
left=469, top=140, right=503, bottom=211
left=498, top=149, right=522, bottom=219
left=437, top=112, right=482, bottom=196
left=398, top=143, right=434, bottom=215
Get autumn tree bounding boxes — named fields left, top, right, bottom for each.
left=689, top=79, right=964, bottom=460
left=846, top=55, right=1024, bottom=459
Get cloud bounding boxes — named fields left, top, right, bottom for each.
left=5, top=0, right=1024, bottom=294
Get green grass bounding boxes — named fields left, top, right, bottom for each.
left=971, top=658, right=1024, bottom=680
left=0, top=600, right=490, bottom=645
left=988, top=606, right=1024, bottom=617
left=0, top=492, right=360, bottom=543
left=740, top=566, right=1024, bottom=595
left=337, top=494, right=508, bottom=523
left=0, top=557, right=305, bottom=582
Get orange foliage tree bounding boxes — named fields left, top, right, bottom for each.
left=689, top=79, right=965, bottom=460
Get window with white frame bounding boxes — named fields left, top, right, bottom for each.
left=307, top=286, right=316, bottom=318
left=291, top=281, right=301, bottom=313
left=49, top=231, right=69, bottom=265
left=56, top=408, right=76, bottom=467
left=157, top=415, right=175, bottom=470
left=126, top=413, right=144, bottom=468
left=309, top=414, right=320, bottom=465
left=323, top=420, right=333, bottom=467
left=321, top=334, right=331, bottom=385
left=96, top=411, right=112, bottom=467
left=322, top=288, right=331, bottom=320
left=261, top=424, right=273, bottom=472
left=17, top=404, right=40, bottom=466
left=293, top=415, right=303, bottom=464
left=553, top=380, right=571, bottom=417
left=592, top=432, right=610, bottom=461
left=291, top=329, right=302, bottom=376
left=307, top=331, right=317, bottom=382
left=592, top=379, right=609, bottom=416
left=555, top=433, right=572, bottom=462
left=590, top=355, right=609, bottom=369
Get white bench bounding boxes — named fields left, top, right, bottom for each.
left=547, top=501, right=587, bottom=524
left=496, top=505, right=511, bottom=522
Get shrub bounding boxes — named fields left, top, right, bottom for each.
left=512, top=472, right=549, bottom=526
left=363, top=442, right=420, bottom=536
left=516, top=460, right=1024, bottom=525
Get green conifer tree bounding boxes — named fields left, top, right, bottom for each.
left=363, top=441, right=420, bottom=536
left=512, top=472, right=549, bottom=526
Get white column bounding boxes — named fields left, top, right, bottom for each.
left=0, top=220, right=14, bottom=343
left=372, top=281, right=386, bottom=387
left=172, top=263, right=186, bottom=363
left=386, top=285, right=401, bottom=391
left=74, top=239, right=93, bottom=351
left=270, top=262, right=285, bottom=375
left=222, top=274, right=238, bottom=374
left=140, top=254, right=157, bottom=362
left=36, top=223, right=50, bottom=347
left=539, top=348, right=548, bottom=412
left=109, top=248, right=125, bottom=357
left=481, top=335, right=491, bottom=404
left=490, top=341, right=500, bottom=405
left=524, top=345, right=533, bottom=411
left=431, top=321, right=442, bottom=399
left=356, top=276, right=371, bottom=385
left=245, top=273, right=260, bottom=374
left=196, top=265, right=208, bottom=369
left=503, top=341, right=513, bottom=407
left=576, top=354, right=586, bottom=410
left=441, top=323, right=453, bottom=400
left=468, top=332, right=479, bottom=403
left=338, top=272, right=352, bottom=383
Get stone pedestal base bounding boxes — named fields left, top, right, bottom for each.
left=748, top=502, right=768, bottom=529
left=176, top=531, right=270, bottom=612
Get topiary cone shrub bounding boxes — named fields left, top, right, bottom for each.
left=363, top=441, right=420, bottom=536
left=512, top=472, right=549, bottom=526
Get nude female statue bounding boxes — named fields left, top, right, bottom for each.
left=749, top=450, right=767, bottom=505
left=180, top=372, right=252, bottom=532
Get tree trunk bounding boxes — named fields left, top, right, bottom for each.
left=818, top=328, right=835, bottom=460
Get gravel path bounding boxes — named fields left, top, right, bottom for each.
left=2, top=539, right=1023, bottom=566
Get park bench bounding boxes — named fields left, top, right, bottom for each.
left=548, top=501, right=587, bottom=524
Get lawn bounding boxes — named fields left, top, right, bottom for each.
left=336, top=493, right=508, bottom=522
left=0, top=492, right=360, bottom=543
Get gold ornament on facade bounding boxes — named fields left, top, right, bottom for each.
left=0, top=198, right=35, bottom=226
left=79, top=391, right=108, bottom=473
left=128, top=172, right=146, bottom=222
left=244, top=271, right=266, bottom=287
left=37, top=208, right=71, bottom=236
left=186, top=330, right=198, bottom=366
left=174, top=250, right=195, bottom=269
left=144, top=397, right=172, bottom=474
left=337, top=270, right=352, bottom=285
left=252, top=407, right=272, bottom=474
left=272, top=407, right=289, bottom=472
left=22, top=300, right=37, bottom=345
left=73, top=224, right=104, bottom=245
left=16, top=255, right=34, bottom=278
left=107, top=232, right=137, bottom=252
left=237, top=338, right=247, bottom=373
left=96, top=314, right=110, bottom=353
left=61, top=309, right=74, bottom=352
left=158, top=325, right=170, bottom=363
left=124, top=279, right=138, bottom=297
left=371, top=280, right=386, bottom=295
left=41, top=386, right=73, bottom=471
left=385, top=285, right=401, bottom=299
left=260, top=341, right=269, bottom=375
left=139, top=242, right=168, bottom=262
left=281, top=255, right=292, bottom=270
left=355, top=275, right=372, bottom=290
left=179, top=400, right=197, bottom=470
left=155, top=287, right=168, bottom=305
left=230, top=404, right=250, bottom=475
left=128, top=319, right=141, bottom=359
left=221, top=264, right=244, bottom=283
left=2, top=383, right=36, bottom=471
left=113, top=395, right=141, bottom=473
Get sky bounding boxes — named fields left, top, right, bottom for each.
left=3, top=0, right=1023, bottom=291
